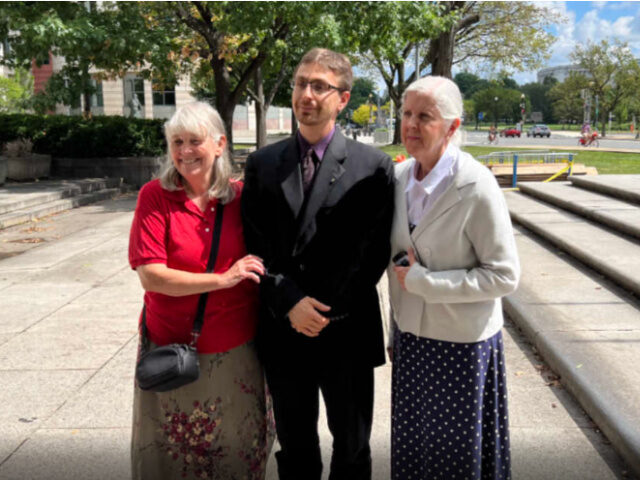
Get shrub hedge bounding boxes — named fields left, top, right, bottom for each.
left=0, top=114, right=166, bottom=157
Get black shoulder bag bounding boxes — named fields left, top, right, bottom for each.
left=135, top=203, right=225, bottom=392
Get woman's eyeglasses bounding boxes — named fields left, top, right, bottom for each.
left=291, top=79, right=344, bottom=96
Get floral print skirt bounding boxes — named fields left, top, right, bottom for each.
left=131, top=339, right=274, bottom=480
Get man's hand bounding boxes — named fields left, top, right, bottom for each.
left=288, top=297, right=331, bottom=337
left=393, top=247, right=417, bottom=290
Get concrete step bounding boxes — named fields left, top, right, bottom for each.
left=505, top=191, right=640, bottom=297
left=570, top=174, right=640, bottom=204
left=506, top=226, right=640, bottom=476
left=517, top=181, right=640, bottom=240
left=0, top=178, right=124, bottom=216
left=0, top=187, right=128, bottom=230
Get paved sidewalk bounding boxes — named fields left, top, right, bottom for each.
left=0, top=192, right=633, bottom=479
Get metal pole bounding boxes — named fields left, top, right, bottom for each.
left=512, top=154, right=518, bottom=188
left=415, top=43, right=420, bottom=79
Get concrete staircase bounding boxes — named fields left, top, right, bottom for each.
left=0, top=178, right=132, bottom=230
left=504, top=175, right=640, bottom=476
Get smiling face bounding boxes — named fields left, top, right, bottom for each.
left=292, top=62, right=350, bottom=140
left=401, top=90, right=459, bottom=173
left=170, top=131, right=225, bottom=191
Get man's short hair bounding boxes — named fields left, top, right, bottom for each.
left=294, top=48, right=353, bottom=91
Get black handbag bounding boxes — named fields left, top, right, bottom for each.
left=135, top=202, right=225, bottom=392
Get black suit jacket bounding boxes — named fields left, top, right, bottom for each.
left=241, top=130, right=395, bottom=370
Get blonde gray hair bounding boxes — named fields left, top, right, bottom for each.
left=159, top=101, right=234, bottom=204
left=403, top=76, right=464, bottom=147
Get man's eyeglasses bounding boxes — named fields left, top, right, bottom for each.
left=291, top=78, right=345, bottom=96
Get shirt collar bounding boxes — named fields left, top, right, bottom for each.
left=405, top=143, right=458, bottom=196
left=297, top=126, right=336, bottom=162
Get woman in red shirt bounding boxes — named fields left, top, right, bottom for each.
left=129, top=102, right=273, bottom=480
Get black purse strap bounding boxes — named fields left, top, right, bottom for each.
left=141, top=202, right=225, bottom=349
left=191, top=202, right=225, bottom=344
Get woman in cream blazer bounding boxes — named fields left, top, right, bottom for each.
left=388, top=76, right=520, bottom=480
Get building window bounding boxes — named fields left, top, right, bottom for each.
left=153, top=82, right=176, bottom=106
left=131, top=78, right=145, bottom=105
left=91, top=79, right=103, bottom=108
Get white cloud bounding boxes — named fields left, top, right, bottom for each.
left=542, top=4, right=640, bottom=77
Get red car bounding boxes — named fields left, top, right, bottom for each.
left=500, top=127, right=521, bottom=138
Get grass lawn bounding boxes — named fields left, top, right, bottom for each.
left=380, top=145, right=640, bottom=175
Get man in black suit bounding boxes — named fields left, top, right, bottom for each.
left=242, top=48, right=394, bottom=480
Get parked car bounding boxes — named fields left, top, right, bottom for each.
left=527, top=124, right=551, bottom=138
left=500, top=127, right=521, bottom=138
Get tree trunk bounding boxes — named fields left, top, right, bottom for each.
left=212, top=58, right=235, bottom=159
left=429, top=29, right=456, bottom=78
left=83, top=91, right=92, bottom=118
left=254, top=66, right=267, bottom=148
left=216, top=98, right=235, bottom=160
left=393, top=108, right=402, bottom=144
left=391, top=62, right=405, bottom=145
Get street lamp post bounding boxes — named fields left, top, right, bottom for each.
left=368, top=93, right=373, bottom=135
left=520, top=93, right=526, bottom=131
left=493, top=96, right=499, bottom=127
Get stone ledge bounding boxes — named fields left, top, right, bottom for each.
left=52, top=156, right=163, bottom=188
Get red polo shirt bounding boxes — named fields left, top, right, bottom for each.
left=128, top=179, right=258, bottom=353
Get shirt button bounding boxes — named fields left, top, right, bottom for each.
left=211, top=207, right=215, bottom=212
left=205, top=227, right=210, bottom=232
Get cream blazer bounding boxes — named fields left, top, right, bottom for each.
left=387, top=147, right=520, bottom=343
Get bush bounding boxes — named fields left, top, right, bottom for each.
left=0, top=114, right=165, bottom=157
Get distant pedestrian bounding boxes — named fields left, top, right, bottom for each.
left=388, top=76, right=520, bottom=480
left=129, top=101, right=273, bottom=480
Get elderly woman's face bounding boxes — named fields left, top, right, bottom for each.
left=170, top=131, right=225, bottom=188
left=401, top=91, right=451, bottom=167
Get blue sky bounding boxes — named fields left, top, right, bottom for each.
left=511, top=1, right=640, bottom=84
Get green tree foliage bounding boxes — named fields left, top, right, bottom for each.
left=339, top=1, right=452, bottom=143
left=340, top=77, right=378, bottom=123
left=0, top=68, right=33, bottom=113
left=521, top=79, right=556, bottom=124
left=427, top=2, right=557, bottom=78
left=454, top=72, right=489, bottom=98
left=570, top=39, right=639, bottom=136
left=471, top=85, right=529, bottom=125
left=0, top=2, right=171, bottom=115
left=548, top=73, right=587, bottom=128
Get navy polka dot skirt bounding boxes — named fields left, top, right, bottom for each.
left=391, top=329, right=510, bottom=480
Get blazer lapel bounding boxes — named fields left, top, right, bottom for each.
left=293, top=130, right=347, bottom=256
left=411, top=152, right=475, bottom=240
left=279, top=138, right=304, bottom=219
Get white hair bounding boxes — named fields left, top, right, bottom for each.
left=159, top=101, right=234, bottom=204
left=402, top=76, right=464, bottom=147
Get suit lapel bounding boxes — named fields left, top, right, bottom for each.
left=293, top=130, right=347, bottom=256
left=279, top=138, right=304, bottom=219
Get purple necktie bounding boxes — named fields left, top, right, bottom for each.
left=302, top=147, right=317, bottom=193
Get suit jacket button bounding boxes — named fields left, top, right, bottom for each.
left=299, top=264, right=305, bottom=271
left=423, top=248, right=431, bottom=257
